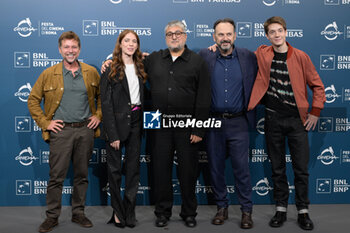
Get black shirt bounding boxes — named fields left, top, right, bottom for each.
left=144, top=46, right=211, bottom=136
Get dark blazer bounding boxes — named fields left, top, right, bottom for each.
left=100, top=66, right=144, bottom=142
left=198, top=47, right=258, bottom=128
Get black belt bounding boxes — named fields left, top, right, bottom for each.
left=63, top=120, right=89, bottom=128
left=211, top=111, right=244, bottom=119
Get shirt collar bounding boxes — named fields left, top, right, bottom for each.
left=162, top=45, right=190, bottom=62
left=216, top=44, right=237, bottom=59
left=62, top=61, right=81, bottom=76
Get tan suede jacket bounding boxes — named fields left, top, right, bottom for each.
left=28, top=62, right=102, bottom=142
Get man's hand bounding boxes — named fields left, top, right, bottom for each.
left=87, top=115, right=101, bottom=129
left=101, top=60, right=112, bottom=73
left=190, top=134, right=202, bottom=144
left=304, top=114, right=319, bottom=131
left=142, top=52, right=149, bottom=59
left=208, top=44, right=218, bottom=52
left=110, top=140, right=120, bottom=150
left=47, top=120, right=64, bottom=133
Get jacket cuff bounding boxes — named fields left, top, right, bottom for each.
left=310, top=107, right=322, bottom=117
left=191, top=129, right=206, bottom=139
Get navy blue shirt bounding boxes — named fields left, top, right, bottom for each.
left=211, top=48, right=244, bottom=114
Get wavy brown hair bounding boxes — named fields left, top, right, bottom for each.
left=109, top=30, right=147, bottom=82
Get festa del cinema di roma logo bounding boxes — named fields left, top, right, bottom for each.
left=321, top=22, right=343, bottom=40
left=13, top=18, right=37, bottom=37
left=15, top=147, right=39, bottom=166
left=143, top=110, right=221, bottom=129
left=14, top=83, right=32, bottom=102
left=317, top=146, right=339, bottom=165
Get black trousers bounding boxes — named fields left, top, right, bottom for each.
left=152, top=129, right=199, bottom=219
left=106, top=110, right=141, bottom=224
left=264, top=109, right=310, bottom=210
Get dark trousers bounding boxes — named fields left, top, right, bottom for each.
left=46, top=125, right=94, bottom=219
left=106, top=110, right=141, bottom=224
left=152, top=129, right=199, bottom=219
left=264, top=110, right=310, bottom=210
left=206, top=115, right=252, bottom=212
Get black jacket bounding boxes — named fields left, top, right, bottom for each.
left=100, top=66, right=144, bottom=142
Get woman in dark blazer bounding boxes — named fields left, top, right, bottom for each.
left=100, top=29, right=146, bottom=228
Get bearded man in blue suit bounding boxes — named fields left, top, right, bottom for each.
left=199, top=18, right=257, bottom=229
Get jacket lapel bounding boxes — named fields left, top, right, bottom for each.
left=122, top=74, right=131, bottom=102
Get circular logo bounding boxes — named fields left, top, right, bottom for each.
left=256, top=117, right=265, bottom=135
left=317, top=147, right=339, bottom=165
left=110, top=0, right=122, bottom=4
left=253, top=178, right=273, bottom=196
left=262, top=0, right=276, bottom=6
left=13, top=18, right=37, bottom=37
left=15, top=147, right=38, bottom=166
left=321, top=22, right=343, bottom=41
left=325, top=85, right=341, bottom=103
left=14, top=83, right=32, bottom=102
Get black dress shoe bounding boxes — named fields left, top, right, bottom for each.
left=212, top=207, right=228, bottom=225
left=269, top=211, right=287, bottom=227
left=155, top=215, right=169, bottom=227
left=184, top=216, right=197, bottom=228
left=125, top=215, right=137, bottom=228
left=241, top=212, right=253, bottom=229
left=298, top=213, right=314, bottom=230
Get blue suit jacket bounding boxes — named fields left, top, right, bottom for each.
left=198, top=47, right=258, bottom=128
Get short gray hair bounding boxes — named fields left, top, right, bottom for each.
left=164, top=20, right=186, bottom=33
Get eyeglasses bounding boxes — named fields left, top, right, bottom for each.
left=165, top=31, right=186, bottom=38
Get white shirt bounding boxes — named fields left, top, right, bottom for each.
left=125, top=64, right=141, bottom=105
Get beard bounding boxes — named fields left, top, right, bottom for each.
left=167, top=41, right=185, bottom=53
left=217, top=40, right=233, bottom=54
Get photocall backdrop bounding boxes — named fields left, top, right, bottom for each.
left=1, top=0, right=349, bottom=207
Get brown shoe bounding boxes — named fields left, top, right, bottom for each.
left=38, top=218, right=58, bottom=232
left=211, top=207, right=228, bottom=225
left=71, top=214, right=93, bottom=228
left=241, top=212, right=253, bottom=229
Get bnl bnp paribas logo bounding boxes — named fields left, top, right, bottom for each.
left=16, top=180, right=32, bottom=195
left=324, top=0, right=350, bottom=5
left=320, top=54, right=350, bottom=70
left=83, top=20, right=151, bottom=37
left=317, top=178, right=350, bottom=194
left=15, top=116, right=31, bottom=132
left=237, top=22, right=303, bottom=38
left=14, top=52, right=63, bottom=68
